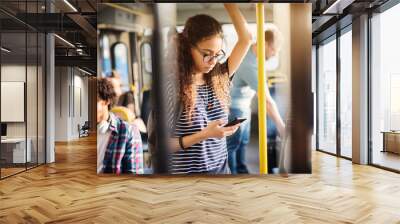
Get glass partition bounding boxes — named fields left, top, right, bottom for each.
left=317, top=37, right=337, bottom=155
left=1, top=31, right=28, bottom=178
left=0, top=0, right=46, bottom=179
left=38, top=32, right=46, bottom=165
left=339, top=29, right=352, bottom=158
left=27, top=30, right=38, bottom=169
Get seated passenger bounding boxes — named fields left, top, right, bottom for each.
left=106, top=70, right=123, bottom=99
left=117, top=89, right=147, bottom=133
left=97, top=78, right=143, bottom=174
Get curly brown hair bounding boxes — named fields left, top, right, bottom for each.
left=97, top=78, right=116, bottom=110
left=169, top=14, right=230, bottom=121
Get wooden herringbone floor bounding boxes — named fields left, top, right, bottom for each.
left=0, top=135, right=400, bottom=224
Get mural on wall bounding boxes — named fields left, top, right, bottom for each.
left=97, top=3, right=312, bottom=175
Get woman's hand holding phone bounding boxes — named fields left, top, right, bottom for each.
left=201, top=120, right=240, bottom=139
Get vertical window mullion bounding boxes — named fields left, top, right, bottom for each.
left=36, top=0, right=39, bottom=167
left=316, top=44, right=320, bottom=150
left=25, top=0, right=28, bottom=171
left=0, top=19, right=2, bottom=179
left=336, top=30, right=341, bottom=157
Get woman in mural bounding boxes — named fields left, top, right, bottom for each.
left=165, top=3, right=252, bottom=174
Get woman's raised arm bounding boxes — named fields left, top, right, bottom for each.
left=224, top=3, right=252, bottom=77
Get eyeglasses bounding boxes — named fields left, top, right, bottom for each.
left=193, top=45, right=226, bottom=63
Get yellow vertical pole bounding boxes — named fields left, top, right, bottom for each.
left=256, top=3, right=268, bottom=174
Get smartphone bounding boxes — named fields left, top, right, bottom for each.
left=223, top=118, right=247, bottom=127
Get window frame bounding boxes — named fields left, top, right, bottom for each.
left=315, top=24, right=353, bottom=161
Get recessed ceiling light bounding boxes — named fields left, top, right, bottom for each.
left=1, top=47, right=11, bottom=53
left=63, top=0, right=78, bottom=12
left=323, top=0, right=355, bottom=15
left=54, top=34, right=75, bottom=48
left=78, top=67, right=93, bottom=76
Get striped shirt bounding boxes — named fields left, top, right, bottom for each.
left=171, top=84, right=229, bottom=174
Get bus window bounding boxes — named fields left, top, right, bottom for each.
left=140, top=42, right=152, bottom=127
left=100, top=35, right=112, bottom=77
left=112, top=42, right=130, bottom=92
left=141, top=42, right=152, bottom=74
left=222, top=23, right=279, bottom=71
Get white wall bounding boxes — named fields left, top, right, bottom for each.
left=54, top=67, right=89, bottom=141
left=71, top=72, right=89, bottom=138
left=55, top=66, right=69, bottom=141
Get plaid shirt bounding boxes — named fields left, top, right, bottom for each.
left=102, top=113, right=143, bottom=175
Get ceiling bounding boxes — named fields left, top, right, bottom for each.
left=0, top=0, right=97, bottom=74
left=311, top=0, right=391, bottom=43
left=0, top=0, right=396, bottom=72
